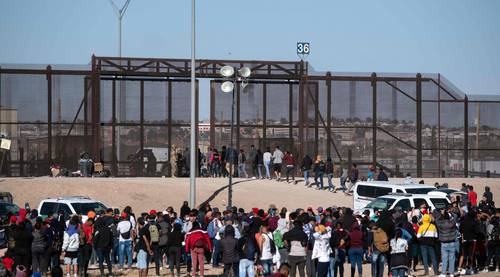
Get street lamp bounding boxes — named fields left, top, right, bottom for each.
left=219, top=65, right=251, bottom=208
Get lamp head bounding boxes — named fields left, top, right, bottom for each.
left=220, top=65, right=235, bottom=77
left=221, top=81, right=234, bottom=93
left=238, top=67, right=251, bottom=78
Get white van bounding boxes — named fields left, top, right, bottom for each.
left=353, top=181, right=435, bottom=212
left=359, top=192, right=451, bottom=215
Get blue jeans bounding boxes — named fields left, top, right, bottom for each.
left=238, top=164, right=247, bottom=177
left=348, top=247, right=363, bottom=277
left=340, top=177, right=347, bottom=191
left=261, top=259, right=273, bottom=276
left=264, top=161, right=271, bottom=178
left=239, top=259, right=254, bottom=277
left=391, top=268, right=406, bottom=277
left=212, top=239, right=221, bottom=266
left=371, top=250, right=386, bottom=277
left=420, top=244, right=438, bottom=274
left=118, top=240, right=133, bottom=268
left=441, top=242, right=456, bottom=274
left=315, top=172, right=324, bottom=188
left=327, top=173, right=335, bottom=190
left=304, top=169, right=310, bottom=184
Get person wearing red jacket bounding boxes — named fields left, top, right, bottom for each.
left=283, top=151, right=296, bottom=183
left=185, top=222, right=212, bottom=277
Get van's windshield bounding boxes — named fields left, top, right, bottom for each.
left=365, top=198, right=396, bottom=210
left=72, top=202, right=107, bottom=215
left=405, top=188, right=435, bottom=194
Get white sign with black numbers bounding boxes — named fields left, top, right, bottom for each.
left=297, top=42, right=310, bottom=55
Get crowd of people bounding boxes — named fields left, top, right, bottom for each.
left=0, top=184, right=498, bottom=277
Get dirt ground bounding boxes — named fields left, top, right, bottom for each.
left=0, top=176, right=498, bottom=215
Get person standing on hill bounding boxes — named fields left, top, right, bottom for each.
left=263, top=148, right=273, bottom=180
left=256, top=149, right=264, bottom=179
left=468, top=186, right=478, bottom=207
left=248, top=145, right=257, bottom=179
left=284, top=151, right=296, bottom=184
left=301, top=154, right=313, bottom=187
left=272, top=146, right=284, bottom=181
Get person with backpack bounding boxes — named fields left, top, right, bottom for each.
left=258, top=224, right=275, bottom=276
left=238, top=226, right=259, bottom=277
left=348, top=222, right=364, bottom=277
left=208, top=211, right=223, bottom=268
left=145, top=212, right=162, bottom=276
left=417, top=214, right=439, bottom=276
left=185, top=222, right=212, bottom=277
left=220, top=225, right=239, bottom=277
left=166, top=223, right=183, bottom=277
left=367, top=223, right=389, bottom=277
left=436, top=211, right=457, bottom=277
left=389, top=229, right=409, bottom=277
left=157, top=212, right=171, bottom=272
left=93, top=208, right=114, bottom=277
left=31, top=218, right=48, bottom=276
left=116, top=212, right=134, bottom=272
left=62, top=215, right=80, bottom=277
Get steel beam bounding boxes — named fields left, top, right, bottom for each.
left=416, top=73, right=422, bottom=177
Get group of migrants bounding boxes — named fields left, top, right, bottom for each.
left=1, top=185, right=498, bottom=277
left=201, top=145, right=392, bottom=193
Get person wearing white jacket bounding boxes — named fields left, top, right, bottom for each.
left=62, top=215, right=80, bottom=277
left=312, top=225, right=332, bottom=277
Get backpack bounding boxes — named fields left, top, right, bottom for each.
left=31, top=230, right=47, bottom=253
left=120, top=221, right=132, bottom=240
left=207, top=220, right=217, bottom=239
left=0, top=228, right=6, bottom=248
left=273, top=229, right=284, bottom=249
left=265, top=234, right=277, bottom=255
left=490, top=225, right=500, bottom=241
left=268, top=217, right=278, bottom=232
left=158, top=221, right=170, bottom=246
left=149, top=224, right=160, bottom=244
left=373, top=228, right=390, bottom=253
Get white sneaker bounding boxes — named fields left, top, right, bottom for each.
left=483, top=268, right=488, bottom=273
left=66, top=274, right=70, bottom=277
left=459, top=268, right=466, bottom=275
left=438, top=274, right=446, bottom=277
left=496, top=268, right=499, bottom=272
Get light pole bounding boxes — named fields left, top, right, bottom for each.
left=189, top=0, right=196, bottom=207
left=219, top=65, right=251, bottom=208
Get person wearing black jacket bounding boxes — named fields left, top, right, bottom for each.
left=459, top=211, right=481, bottom=274
left=167, top=223, right=183, bottom=277
left=301, top=155, right=313, bottom=186
left=238, top=226, right=259, bottom=277
left=220, top=225, right=239, bottom=277
left=7, top=220, right=33, bottom=273
left=256, top=149, right=264, bottom=179
left=283, top=220, right=308, bottom=277
left=93, top=209, right=114, bottom=277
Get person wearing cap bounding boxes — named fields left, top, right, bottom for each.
left=117, top=212, right=134, bottom=272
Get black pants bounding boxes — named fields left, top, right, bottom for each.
left=223, top=262, right=239, bottom=277
left=169, top=246, right=182, bottom=274
left=152, top=243, right=162, bottom=275
left=288, top=255, right=306, bottom=277
left=96, top=247, right=112, bottom=277
left=317, top=261, right=329, bottom=277
left=80, top=244, right=93, bottom=277
left=286, top=166, right=295, bottom=182
left=32, top=249, right=46, bottom=273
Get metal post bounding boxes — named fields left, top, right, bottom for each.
left=228, top=89, right=235, bottom=207
left=47, top=65, right=52, bottom=167
left=371, top=73, right=377, bottom=166
left=416, top=73, right=422, bottom=177
left=189, top=0, right=196, bottom=207
left=464, top=96, right=469, bottom=177
left=326, top=72, right=332, bottom=159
